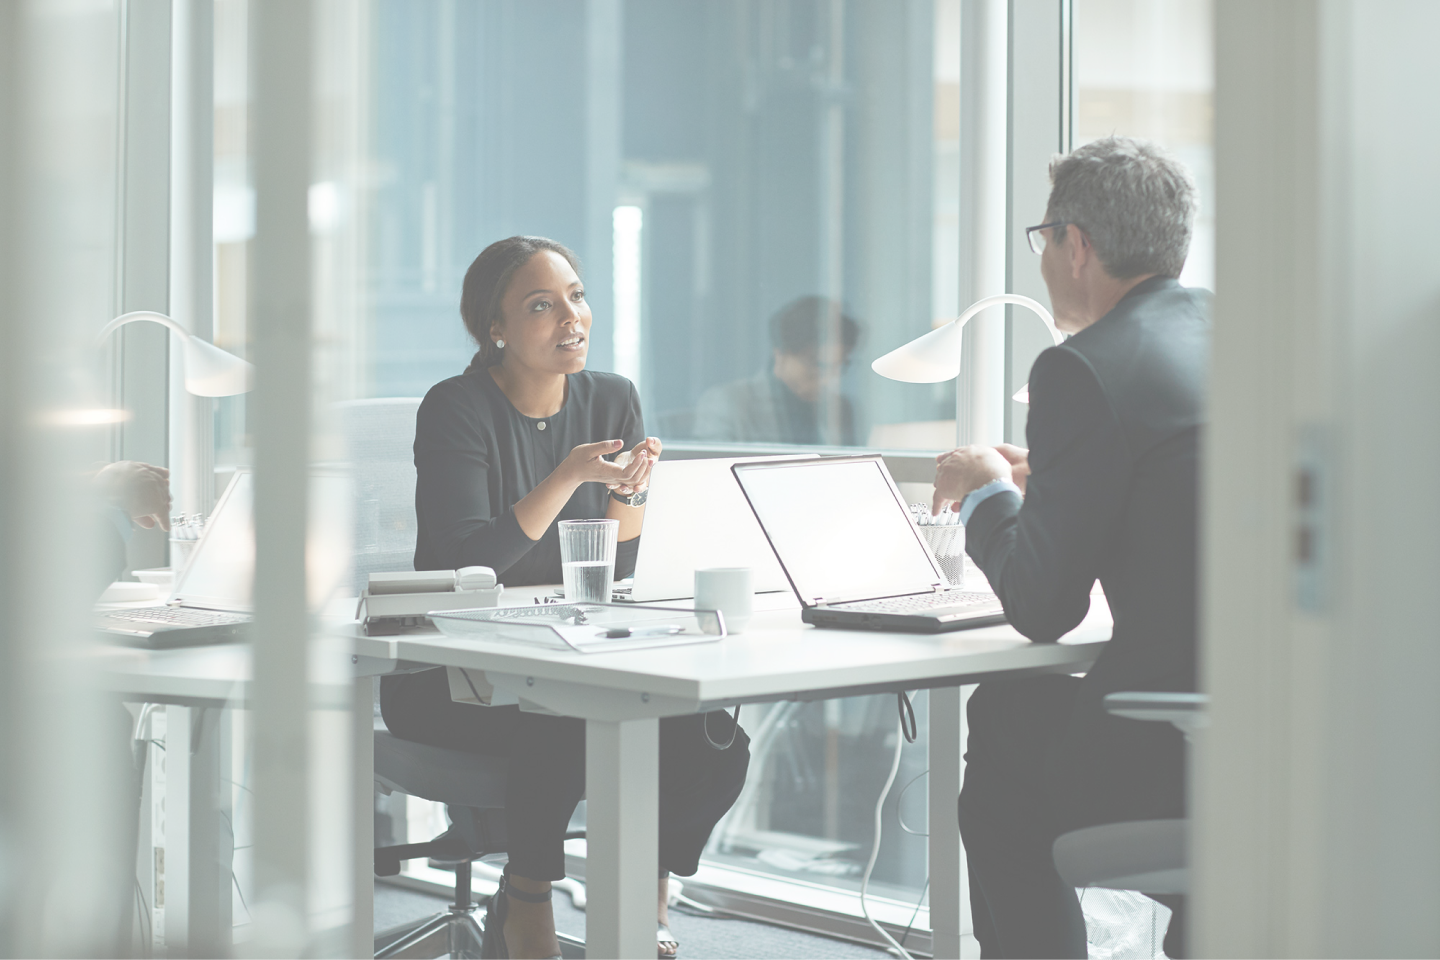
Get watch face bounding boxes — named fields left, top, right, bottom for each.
left=613, top=487, right=647, bottom=507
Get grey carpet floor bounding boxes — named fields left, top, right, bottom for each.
left=375, top=880, right=895, bottom=960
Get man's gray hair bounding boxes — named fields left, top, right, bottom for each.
left=1047, top=136, right=1198, bottom=280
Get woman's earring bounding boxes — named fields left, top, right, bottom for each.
left=495, top=339, right=505, bottom=349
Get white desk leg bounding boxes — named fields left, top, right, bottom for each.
left=585, top=717, right=659, bottom=960
left=929, top=686, right=966, bottom=959
left=165, top=704, right=233, bottom=958
left=352, top=676, right=376, bottom=959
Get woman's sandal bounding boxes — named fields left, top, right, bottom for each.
left=658, top=921, right=679, bottom=958
left=480, top=869, right=561, bottom=960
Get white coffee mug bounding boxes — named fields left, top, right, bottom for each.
left=694, top=567, right=753, bottom=634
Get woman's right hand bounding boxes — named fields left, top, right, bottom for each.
left=560, top=439, right=651, bottom=491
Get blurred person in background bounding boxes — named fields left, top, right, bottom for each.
left=93, top=460, right=171, bottom=592
left=693, top=296, right=862, bottom=446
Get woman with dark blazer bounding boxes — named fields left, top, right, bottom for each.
left=380, top=236, right=749, bottom=959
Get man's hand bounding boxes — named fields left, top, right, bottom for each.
left=95, top=461, right=172, bottom=531
left=932, top=446, right=1012, bottom=516
left=994, top=443, right=1030, bottom=495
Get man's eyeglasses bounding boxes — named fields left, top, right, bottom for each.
left=1025, top=222, right=1068, bottom=255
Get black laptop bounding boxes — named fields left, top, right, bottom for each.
left=731, top=456, right=1007, bottom=633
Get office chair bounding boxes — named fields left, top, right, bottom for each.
left=337, top=398, right=423, bottom=595
left=372, top=724, right=509, bottom=958
left=1051, top=692, right=1208, bottom=896
left=339, top=399, right=585, bottom=957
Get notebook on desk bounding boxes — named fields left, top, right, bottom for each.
left=731, top=455, right=1007, bottom=633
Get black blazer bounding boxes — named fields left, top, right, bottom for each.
left=412, top=368, right=645, bottom=584
left=964, top=276, right=1210, bottom=822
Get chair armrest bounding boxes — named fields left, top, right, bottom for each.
left=1104, top=691, right=1209, bottom=736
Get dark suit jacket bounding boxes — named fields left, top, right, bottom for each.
left=964, top=275, right=1210, bottom=826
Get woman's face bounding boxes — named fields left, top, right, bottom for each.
left=491, top=250, right=592, bottom=377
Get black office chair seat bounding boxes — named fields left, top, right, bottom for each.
left=373, top=728, right=510, bottom=958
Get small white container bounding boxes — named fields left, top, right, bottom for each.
left=694, top=567, right=753, bottom=634
left=133, top=567, right=176, bottom=590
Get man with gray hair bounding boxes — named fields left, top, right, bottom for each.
left=931, top=137, right=1208, bottom=957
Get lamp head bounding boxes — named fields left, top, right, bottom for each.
left=870, top=294, right=1063, bottom=384
left=869, top=322, right=965, bottom=383
left=181, top=335, right=254, bottom=396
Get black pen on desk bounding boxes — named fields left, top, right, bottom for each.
left=601, top=625, right=683, bottom=639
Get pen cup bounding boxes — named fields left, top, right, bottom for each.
left=695, top=567, right=752, bottom=634
left=558, top=518, right=620, bottom=602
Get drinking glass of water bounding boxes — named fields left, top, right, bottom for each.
left=558, top=518, right=620, bottom=602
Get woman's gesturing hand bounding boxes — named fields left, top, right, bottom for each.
left=560, top=438, right=653, bottom=492
left=607, top=437, right=662, bottom=496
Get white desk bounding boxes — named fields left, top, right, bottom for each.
left=354, top=592, right=1111, bottom=959
left=95, top=639, right=371, bottom=959
left=95, top=595, right=1108, bottom=960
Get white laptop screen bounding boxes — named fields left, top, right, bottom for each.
left=171, top=471, right=354, bottom=612
left=171, top=472, right=255, bottom=611
left=734, top=457, right=942, bottom=605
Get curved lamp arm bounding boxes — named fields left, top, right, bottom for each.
left=870, top=294, right=1062, bottom=384
left=98, top=310, right=254, bottom=397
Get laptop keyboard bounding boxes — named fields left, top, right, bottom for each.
left=103, top=606, right=251, bottom=627
left=831, top=592, right=996, bottom=614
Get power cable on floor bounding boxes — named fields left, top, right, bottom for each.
left=859, top=708, right=914, bottom=960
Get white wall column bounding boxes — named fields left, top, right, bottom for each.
left=249, top=0, right=319, bottom=953
left=116, top=0, right=173, bottom=569
left=1003, top=0, right=1067, bottom=445
left=1197, top=1, right=1440, bottom=955
left=0, top=1, right=131, bottom=954
left=955, top=0, right=1008, bottom=447
left=168, top=0, right=216, bottom=519
left=585, top=0, right=622, bottom=376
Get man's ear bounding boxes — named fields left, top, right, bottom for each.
left=1068, top=225, right=1092, bottom=279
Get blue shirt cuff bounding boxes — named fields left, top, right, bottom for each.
left=957, top=479, right=1022, bottom=526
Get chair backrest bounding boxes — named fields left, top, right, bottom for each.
left=338, top=398, right=422, bottom=594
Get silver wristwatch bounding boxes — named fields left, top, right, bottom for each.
left=609, top=487, right=649, bottom=507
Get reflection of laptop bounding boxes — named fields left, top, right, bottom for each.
left=731, top=456, right=1007, bottom=633
left=96, top=469, right=353, bottom=647
left=621, top=456, right=815, bottom=602
left=97, top=472, right=255, bottom=647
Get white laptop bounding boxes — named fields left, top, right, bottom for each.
left=97, top=471, right=255, bottom=647
left=97, top=470, right=352, bottom=647
left=620, top=456, right=816, bottom=602
left=731, top=455, right=1007, bottom=633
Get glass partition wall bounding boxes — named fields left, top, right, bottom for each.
left=1074, top=0, right=1215, bottom=291
left=365, top=0, right=963, bottom=451
left=198, top=0, right=1214, bottom=952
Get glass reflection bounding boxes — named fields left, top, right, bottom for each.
left=693, top=297, right=863, bottom=447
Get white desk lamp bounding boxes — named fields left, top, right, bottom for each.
left=99, top=311, right=253, bottom=559
left=97, top=310, right=253, bottom=396
left=871, top=294, right=1064, bottom=440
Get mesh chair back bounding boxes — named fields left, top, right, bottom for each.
left=338, top=398, right=422, bottom=594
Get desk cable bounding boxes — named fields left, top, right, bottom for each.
left=703, top=704, right=742, bottom=750
left=860, top=695, right=916, bottom=960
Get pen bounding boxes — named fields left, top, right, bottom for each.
left=601, top=625, right=684, bottom=639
